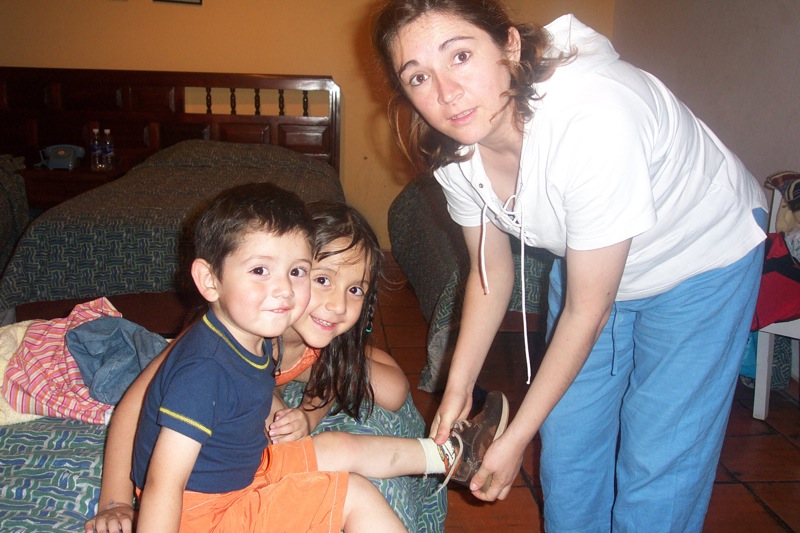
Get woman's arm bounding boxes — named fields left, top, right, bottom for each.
left=471, top=240, right=631, bottom=501
left=84, top=349, right=169, bottom=533
left=431, top=223, right=516, bottom=444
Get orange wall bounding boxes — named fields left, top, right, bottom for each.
left=0, top=0, right=613, bottom=246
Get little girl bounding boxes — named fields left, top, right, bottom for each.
left=85, top=201, right=446, bottom=533
left=268, top=200, right=411, bottom=442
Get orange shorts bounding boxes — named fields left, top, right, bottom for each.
left=171, top=437, right=347, bottom=532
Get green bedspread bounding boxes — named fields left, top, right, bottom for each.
left=0, top=387, right=446, bottom=532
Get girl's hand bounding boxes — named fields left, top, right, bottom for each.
left=468, top=431, right=524, bottom=502
left=430, top=387, right=472, bottom=445
left=84, top=502, right=135, bottom=533
left=267, top=407, right=311, bottom=443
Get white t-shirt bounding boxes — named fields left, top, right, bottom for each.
left=435, top=14, right=766, bottom=300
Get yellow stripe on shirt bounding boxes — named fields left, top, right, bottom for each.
left=202, top=315, right=271, bottom=370
left=159, top=406, right=213, bottom=436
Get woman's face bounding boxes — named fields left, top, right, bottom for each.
left=390, top=11, right=520, bottom=151
left=290, top=239, right=370, bottom=349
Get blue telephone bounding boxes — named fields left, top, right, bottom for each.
left=42, top=144, right=85, bottom=170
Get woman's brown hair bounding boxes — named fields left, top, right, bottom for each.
left=371, top=0, right=567, bottom=174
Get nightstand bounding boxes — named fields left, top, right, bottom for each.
left=21, top=163, right=127, bottom=211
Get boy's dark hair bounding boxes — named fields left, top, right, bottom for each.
left=303, top=200, right=384, bottom=421
left=193, top=182, right=314, bottom=277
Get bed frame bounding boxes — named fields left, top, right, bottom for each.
left=0, top=67, right=340, bottom=171
left=0, top=67, right=341, bottom=335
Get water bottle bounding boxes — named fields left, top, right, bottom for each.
left=101, top=129, right=115, bottom=171
left=90, top=128, right=103, bottom=171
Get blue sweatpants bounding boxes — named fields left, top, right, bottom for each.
left=539, top=213, right=765, bottom=533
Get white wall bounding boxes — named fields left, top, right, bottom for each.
left=612, top=0, right=800, bottom=183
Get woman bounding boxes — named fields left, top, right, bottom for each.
left=371, top=1, right=767, bottom=531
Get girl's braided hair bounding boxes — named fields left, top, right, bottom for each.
left=303, top=201, right=384, bottom=420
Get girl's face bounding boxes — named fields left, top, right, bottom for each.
left=390, top=11, right=521, bottom=151
left=291, top=238, right=371, bottom=349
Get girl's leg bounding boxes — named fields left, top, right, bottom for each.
left=313, top=431, right=428, bottom=479
left=539, top=259, right=636, bottom=532
left=341, top=473, right=407, bottom=532
left=613, top=240, right=764, bottom=532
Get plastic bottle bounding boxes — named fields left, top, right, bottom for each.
left=101, top=129, right=115, bottom=171
left=90, top=128, right=103, bottom=171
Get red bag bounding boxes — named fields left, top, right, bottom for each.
left=751, top=232, right=800, bottom=330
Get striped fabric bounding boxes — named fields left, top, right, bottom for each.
left=1, top=298, right=119, bottom=424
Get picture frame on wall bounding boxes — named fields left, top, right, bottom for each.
left=155, top=0, right=202, bottom=5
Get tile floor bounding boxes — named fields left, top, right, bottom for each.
left=377, top=254, right=800, bottom=532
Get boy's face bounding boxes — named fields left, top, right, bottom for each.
left=203, top=229, right=312, bottom=355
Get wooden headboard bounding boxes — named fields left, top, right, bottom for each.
left=0, top=67, right=341, bottom=172
left=0, top=67, right=342, bottom=334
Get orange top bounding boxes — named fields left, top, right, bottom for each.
left=275, top=346, right=320, bottom=386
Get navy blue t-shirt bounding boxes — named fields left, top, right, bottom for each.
left=132, top=310, right=275, bottom=493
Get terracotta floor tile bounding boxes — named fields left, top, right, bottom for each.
left=715, top=463, right=737, bottom=483
left=378, top=305, right=428, bottom=327
left=444, top=486, right=542, bottom=532
left=384, top=324, right=428, bottom=348
left=391, top=346, right=429, bottom=375
left=748, top=481, right=800, bottom=531
left=726, top=399, right=776, bottom=437
left=519, top=438, right=540, bottom=487
left=378, top=285, right=420, bottom=309
left=732, top=383, right=800, bottom=433
left=719, top=434, right=800, bottom=482
left=704, top=483, right=787, bottom=532
left=762, top=392, right=800, bottom=445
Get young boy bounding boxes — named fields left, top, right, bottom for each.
left=125, top=182, right=510, bottom=533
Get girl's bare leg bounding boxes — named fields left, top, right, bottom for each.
left=313, top=432, right=427, bottom=478
left=342, top=473, right=407, bottom=532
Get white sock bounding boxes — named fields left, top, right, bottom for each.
left=417, top=437, right=457, bottom=475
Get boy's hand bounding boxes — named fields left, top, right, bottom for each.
left=84, top=502, right=135, bottom=533
left=267, top=407, right=311, bottom=443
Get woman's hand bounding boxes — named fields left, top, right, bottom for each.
left=267, top=407, right=311, bottom=443
left=430, top=387, right=472, bottom=445
left=84, top=502, right=135, bottom=533
left=468, top=430, right=525, bottom=502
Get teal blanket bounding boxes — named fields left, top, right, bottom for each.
left=0, top=387, right=446, bottom=532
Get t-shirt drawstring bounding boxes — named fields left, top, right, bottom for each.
left=477, top=191, right=534, bottom=385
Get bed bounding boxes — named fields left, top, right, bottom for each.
left=0, top=66, right=344, bottom=334
left=0, top=67, right=446, bottom=532
left=389, top=174, right=554, bottom=392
